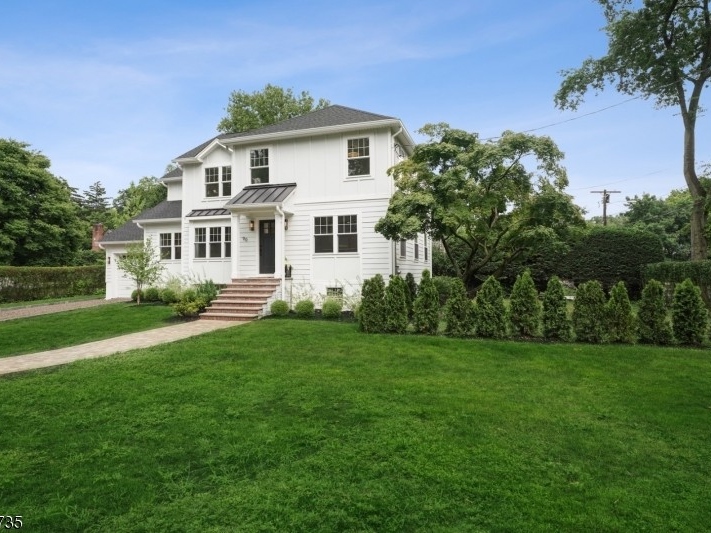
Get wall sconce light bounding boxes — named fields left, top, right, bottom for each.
left=284, top=219, right=289, bottom=231
left=249, top=220, right=255, bottom=231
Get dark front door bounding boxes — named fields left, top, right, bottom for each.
left=259, top=220, right=276, bottom=274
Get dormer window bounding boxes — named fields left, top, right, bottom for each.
left=347, top=138, right=370, bottom=177
left=250, top=148, right=269, bottom=184
left=205, top=166, right=231, bottom=197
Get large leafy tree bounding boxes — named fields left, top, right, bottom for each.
left=0, top=139, right=84, bottom=266
left=375, top=124, right=585, bottom=288
left=217, top=84, right=330, bottom=133
left=111, top=176, right=167, bottom=227
left=555, top=0, right=711, bottom=263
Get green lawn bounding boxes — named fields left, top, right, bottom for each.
left=1, top=320, right=709, bottom=531
left=0, top=302, right=178, bottom=357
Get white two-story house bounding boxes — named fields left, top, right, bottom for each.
left=100, top=105, right=431, bottom=314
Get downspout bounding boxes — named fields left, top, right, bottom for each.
left=391, top=126, right=403, bottom=277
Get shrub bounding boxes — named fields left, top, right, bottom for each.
left=473, top=276, right=509, bottom=339
left=131, top=289, right=144, bottom=303
left=359, top=274, right=386, bottom=333
left=295, top=299, right=315, bottom=319
left=144, top=287, right=161, bottom=302
left=160, top=287, right=180, bottom=305
left=444, top=278, right=472, bottom=337
left=270, top=299, right=290, bottom=317
left=509, top=270, right=541, bottom=337
left=195, top=279, right=219, bottom=304
left=322, top=298, right=343, bottom=319
left=644, top=260, right=711, bottom=287
left=542, top=276, right=572, bottom=341
left=0, top=265, right=105, bottom=303
left=404, top=272, right=418, bottom=319
left=672, top=278, right=707, bottom=345
left=572, top=280, right=607, bottom=343
left=637, top=279, right=673, bottom=345
left=563, top=226, right=664, bottom=298
left=384, top=276, right=409, bottom=334
left=173, top=298, right=207, bottom=318
left=432, top=276, right=456, bottom=305
left=606, top=281, right=635, bottom=343
left=413, top=269, right=440, bottom=335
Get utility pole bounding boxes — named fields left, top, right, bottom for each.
left=590, top=189, right=621, bottom=226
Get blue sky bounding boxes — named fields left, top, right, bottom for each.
left=1, top=0, right=708, bottom=217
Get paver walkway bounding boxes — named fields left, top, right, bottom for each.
left=0, top=319, right=240, bottom=376
left=0, top=299, right=241, bottom=376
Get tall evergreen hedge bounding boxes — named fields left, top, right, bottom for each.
left=509, top=270, right=541, bottom=337
left=473, top=276, right=509, bottom=339
left=0, top=265, right=105, bottom=302
left=672, top=278, right=707, bottom=345
left=572, top=280, right=607, bottom=343
left=542, top=276, right=571, bottom=341
left=413, top=269, right=440, bottom=335
left=637, top=279, right=672, bottom=345
left=563, top=226, right=664, bottom=298
left=359, top=274, right=386, bottom=333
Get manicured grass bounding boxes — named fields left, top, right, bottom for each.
left=0, top=294, right=104, bottom=310
left=1, top=321, right=709, bottom=531
left=0, top=303, right=178, bottom=357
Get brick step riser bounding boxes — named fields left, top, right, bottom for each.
left=220, top=288, right=275, bottom=294
left=211, top=300, right=265, bottom=306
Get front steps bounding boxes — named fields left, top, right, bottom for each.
left=200, top=278, right=281, bottom=321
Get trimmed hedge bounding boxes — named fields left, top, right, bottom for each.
left=644, top=260, right=711, bottom=287
left=563, top=226, right=664, bottom=298
left=0, top=265, right=105, bottom=303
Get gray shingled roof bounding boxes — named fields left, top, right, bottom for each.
left=100, top=221, right=143, bottom=243
left=133, top=200, right=182, bottom=221
left=226, top=183, right=297, bottom=206
left=186, top=208, right=230, bottom=217
left=161, top=166, right=183, bottom=179
left=176, top=105, right=397, bottom=160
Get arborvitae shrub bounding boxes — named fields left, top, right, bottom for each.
left=509, top=270, right=541, bottom=337
left=294, top=299, right=315, bottom=319
left=270, top=299, right=290, bottom=317
left=672, top=278, right=707, bottom=345
left=384, top=275, right=409, bottom=334
left=321, top=298, right=343, bottom=319
left=542, top=276, right=572, bottom=341
left=444, top=278, right=472, bottom=337
left=474, top=276, right=509, bottom=339
left=637, top=279, right=672, bottom=345
left=572, top=280, right=607, bottom=343
left=405, top=272, right=418, bottom=319
left=432, top=276, right=456, bottom=305
left=359, top=274, right=386, bottom=333
left=606, top=281, right=636, bottom=343
left=413, top=269, right=440, bottom=335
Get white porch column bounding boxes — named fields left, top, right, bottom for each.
left=231, top=213, right=240, bottom=279
left=275, top=209, right=285, bottom=280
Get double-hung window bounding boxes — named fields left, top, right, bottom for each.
left=209, top=227, right=222, bottom=258
left=400, top=240, right=406, bottom=258
left=337, top=215, right=358, bottom=252
left=160, top=233, right=172, bottom=260
left=250, top=149, right=269, bottom=184
left=174, top=233, right=182, bottom=259
left=314, top=216, right=333, bottom=253
left=314, top=215, right=358, bottom=253
left=205, top=166, right=232, bottom=197
left=414, top=240, right=419, bottom=260
left=347, top=138, right=370, bottom=177
left=224, top=226, right=231, bottom=258
left=195, top=228, right=207, bottom=258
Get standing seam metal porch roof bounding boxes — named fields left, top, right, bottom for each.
left=226, top=183, right=297, bottom=206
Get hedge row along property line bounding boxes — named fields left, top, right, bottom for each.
left=644, top=259, right=711, bottom=286
left=358, top=270, right=709, bottom=346
left=0, top=265, right=105, bottom=303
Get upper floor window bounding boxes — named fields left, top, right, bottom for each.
left=250, top=148, right=269, bottom=184
left=414, top=241, right=419, bottom=260
left=205, top=166, right=232, bottom=197
left=347, top=138, right=370, bottom=177
left=400, top=239, right=406, bottom=258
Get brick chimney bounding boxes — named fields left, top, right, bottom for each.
left=92, top=223, right=105, bottom=251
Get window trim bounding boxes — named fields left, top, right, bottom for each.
left=159, top=232, right=182, bottom=260
left=345, top=136, right=372, bottom=178
left=194, top=228, right=207, bottom=258
left=400, top=239, right=406, bottom=259
left=205, top=166, right=232, bottom=198
left=194, top=225, right=232, bottom=259
left=249, top=147, right=270, bottom=184
left=313, top=214, right=359, bottom=254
